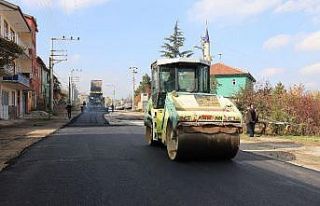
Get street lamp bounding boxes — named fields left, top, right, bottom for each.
left=129, top=67, right=138, bottom=111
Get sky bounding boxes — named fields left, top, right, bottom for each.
left=9, top=0, right=320, bottom=98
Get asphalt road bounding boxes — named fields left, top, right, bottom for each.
left=0, top=107, right=319, bottom=206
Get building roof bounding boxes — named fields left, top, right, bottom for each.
left=210, top=63, right=256, bottom=82
left=153, top=58, right=211, bottom=67
left=24, top=14, right=39, bottom=32
left=37, top=56, right=49, bottom=72
left=0, top=0, right=31, bottom=32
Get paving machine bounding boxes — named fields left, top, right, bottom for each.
left=144, top=58, right=243, bottom=160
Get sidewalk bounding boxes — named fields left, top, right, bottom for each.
left=0, top=111, right=80, bottom=171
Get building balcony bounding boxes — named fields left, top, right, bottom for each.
left=1, top=73, right=30, bottom=89
left=16, top=37, right=32, bottom=58
left=0, top=35, right=31, bottom=58
left=15, top=58, right=32, bottom=74
left=0, top=65, right=14, bottom=76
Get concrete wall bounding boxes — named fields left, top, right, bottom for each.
left=215, top=76, right=250, bottom=97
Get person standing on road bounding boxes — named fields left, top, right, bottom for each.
left=66, top=103, right=72, bottom=120
left=81, top=101, right=86, bottom=113
left=246, top=104, right=258, bottom=137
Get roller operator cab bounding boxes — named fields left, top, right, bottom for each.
left=144, top=58, right=243, bottom=160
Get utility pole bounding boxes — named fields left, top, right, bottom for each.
left=106, top=84, right=116, bottom=106
left=129, top=67, right=138, bottom=111
left=68, top=76, right=71, bottom=104
left=49, top=36, right=80, bottom=112
left=113, top=87, right=115, bottom=106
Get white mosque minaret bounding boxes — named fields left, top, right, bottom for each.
left=201, top=22, right=212, bottom=62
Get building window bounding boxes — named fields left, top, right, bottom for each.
left=4, top=20, right=9, bottom=39
left=2, top=91, right=9, bottom=106
left=232, top=79, right=236, bottom=86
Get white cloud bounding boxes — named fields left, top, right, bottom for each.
left=189, top=0, right=320, bottom=24
left=189, top=0, right=281, bottom=23
left=300, top=63, right=320, bottom=75
left=261, top=67, right=285, bottom=77
left=60, top=0, right=109, bottom=12
left=262, top=31, right=320, bottom=52
left=295, top=31, right=320, bottom=52
left=275, top=0, right=320, bottom=14
left=18, top=0, right=109, bottom=12
left=270, top=0, right=320, bottom=25
left=263, top=34, right=291, bottom=50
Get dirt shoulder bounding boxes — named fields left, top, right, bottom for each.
left=241, top=135, right=320, bottom=172
left=104, top=110, right=144, bottom=126
left=0, top=112, right=80, bottom=171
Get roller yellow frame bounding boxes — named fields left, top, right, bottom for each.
left=144, top=58, right=243, bottom=160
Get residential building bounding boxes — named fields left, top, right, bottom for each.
left=0, top=0, right=32, bottom=119
left=24, top=14, right=39, bottom=111
left=37, top=57, right=50, bottom=111
left=210, top=63, right=256, bottom=97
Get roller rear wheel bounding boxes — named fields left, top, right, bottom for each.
left=166, top=123, right=181, bottom=160
left=145, top=126, right=157, bottom=146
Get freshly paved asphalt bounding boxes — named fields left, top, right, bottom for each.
left=0, top=107, right=319, bottom=206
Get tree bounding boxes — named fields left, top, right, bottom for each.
left=234, top=81, right=320, bottom=136
left=233, top=84, right=255, bottom=112
left=270, top=82, right=290, bottom=122
left=135, top=74, right=151, bottom=96
left=0, top=37, right=24, bottom=68
left=254, top=81, right=273, bottom=120
left=160, top=21, right=193, bottom=58
left=273, top=82, right=286, bottom=95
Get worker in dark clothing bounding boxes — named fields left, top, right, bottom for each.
left=81, top=101, right=86, bottom=113
left=246, top=104, right=258, bottom=137
left=66, top=104, right=72, bottom=119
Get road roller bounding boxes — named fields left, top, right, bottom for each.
left=144, top=58, right=243, bottom=160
